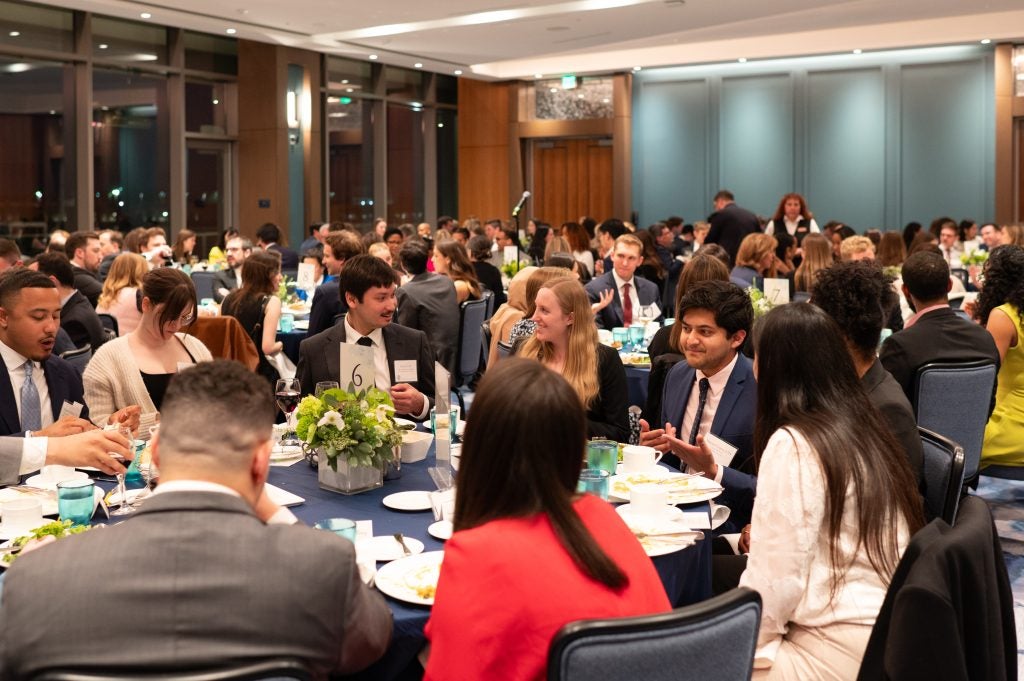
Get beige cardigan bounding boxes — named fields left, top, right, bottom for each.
left=83, top=333, right=213, bottom=437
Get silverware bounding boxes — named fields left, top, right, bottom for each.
left=633, top=530, right=703, bottom=540
left=393, top=532, right=412, bottom=556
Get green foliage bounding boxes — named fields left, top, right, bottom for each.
left=295, top=385, right=403, bottom=469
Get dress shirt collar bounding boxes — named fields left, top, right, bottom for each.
left=611, top=270, right=634, bottom=291
left=0, top=338, right=39, bottom=375
left=152, top=480, right=242, bottom=499
left=343, top=317, right=384, bottom=347
left=696, top=351, right=738, bottom=398
left=905, top=303, right=950, bottom=329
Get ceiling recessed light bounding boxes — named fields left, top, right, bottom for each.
left=8, top=31, right=20, bottom=37
left=980, top=38, right=991, bottom=44
left=98, top=43, right=108, bottom=49
left=345, top=87, right=353, bottom=93
left=737, top=57, right=747, bottom=63
left=454, top=69, right=463, bottom=75
left=368, top=54, right=378, bottom=60
left=632, top=66, right=641, bottom=71
left=414, top=62, right=423, bottom=68
left=140, top=12, right=151, bottom=19
left=602, top=98, right=610, bottom=104
left=225, top=28, right=237, bottom=35
left=341, top=79, right=349, bottom=84
left=852, top=48, right=862, bottom=54
left=212, top=98, right=219, bottom=104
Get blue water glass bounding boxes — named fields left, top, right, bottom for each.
left=57, top=479, right=95, bottom=526
left=612, top=327, right=629, bottom=347
left=577, top=469, right=610, bottom=501
left=124, top=440, right=145, bottom=486
left=200, top=298, right=214, bottom=307
left=586, top=440, right=618, bottom=476
left=279, top=314, right=295, bottom=333
left=314, top=518, right=357, bottom=542
left=628, top=323, right=646, bottom=351
left=430, top=407, right=458, bottom=441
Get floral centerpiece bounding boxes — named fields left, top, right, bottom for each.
left=747, top=286, right=774, bottom=318
left=295, top=386, right=404, bottom=494
left=277, top=275, right=300, bottom=305
left=960, top=250, right=988, bottom=267
left=501, top=259, right=532, bottom=279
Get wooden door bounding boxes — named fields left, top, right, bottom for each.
left=532, top=137, right=613, bottom=228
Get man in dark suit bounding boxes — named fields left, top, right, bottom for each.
left=64, top=231, right=103, bottom=307
left=213, top=236, right=251, bottom=303
left=257, top=222, right=299, bottom=270
left=297, top=255, right=435, bottom=420
left=0, top=268, right=138, bottom=438
left=584, top=234, right=664, bottom=329
left=97, top=229, right=122, bottom=282
left=307, top=231, right=365, bottom=337
left=0, top=361, right=392, bottom=678
left=880, top=250, right=1000, bottom=407
left=706, top=190, right=760, bottom=265
left=396, top=240, right=460, bottom=374
left=35, top=252, right=105, bottom=352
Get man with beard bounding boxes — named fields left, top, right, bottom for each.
left=213, top=236, right=252, bottom=303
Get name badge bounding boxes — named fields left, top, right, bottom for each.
left=394, top=359, right=418, bottom=384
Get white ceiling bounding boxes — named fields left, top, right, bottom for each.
left=28, top=0, right=1024, bottom=79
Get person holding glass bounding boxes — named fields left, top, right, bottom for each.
left=95, top=252, right=148, bottom=336
left=84, top=268, right=212, bottom=438
left=514, top=276, right=629, bottom=442
left=423, top=358, right=670, bottom=680
left=220, top=250, right=283, bottom=387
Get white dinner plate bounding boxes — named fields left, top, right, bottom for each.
left=382, top=491, right=432, bottom=512
left=427, top=520, right=453, bottom=541
left=615, top=503, right=685, bottom=525
left=357, top=535, right=425, bottom=562
left=24, top=471, right=89, bottom=491
left=375, top=551, right=444, bottom=606
left=608, top=471, right=723, bottom=504
left=635, top=533, right=701, bottom=557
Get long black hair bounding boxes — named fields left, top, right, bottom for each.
left=454, top=358, right=627, bottom=589
left=754, top=303, right=924, bottom=591
left=975, top=245, right=1024, bottom=325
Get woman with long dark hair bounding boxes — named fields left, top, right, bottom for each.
left=977, top=245, right=1024, bottom=467
left=432, top=239, right=481, bottom=303
left=423, top=358, right=670, bottom=680
left=221, top=250, right=284, bottom=386
left=739, top=303, right=923, bottom=680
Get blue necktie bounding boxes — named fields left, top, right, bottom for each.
left=21, top=361, right=42, bottom=433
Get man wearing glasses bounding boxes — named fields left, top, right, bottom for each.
left=213, top=236, right=252, bottom=303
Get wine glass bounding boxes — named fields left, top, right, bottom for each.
left=275, top=378, right=302, bottom=446
left=315, top=381, right=339, bottom=397
left=109, top=425, right=136, bottom=517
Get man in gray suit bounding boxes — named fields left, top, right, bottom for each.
left=0, top=360, right=392, bottom=679
left=0, top=429, right=131, bottom=485
left=297, top=255, right=436, bottom=420
left=395, top=240, right=459, bottom=374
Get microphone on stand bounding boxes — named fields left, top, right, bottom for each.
left=512, top=191, right=531, bottom=217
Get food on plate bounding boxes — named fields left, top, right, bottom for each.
left=2, top=520, right=89, bottom=565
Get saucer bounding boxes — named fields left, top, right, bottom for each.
left=615, top=503, right=685, bottom=525
left=25, top=471, right=89, bottom=491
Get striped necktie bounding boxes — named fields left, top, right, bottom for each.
left=20, top=361, right=42, bottom=433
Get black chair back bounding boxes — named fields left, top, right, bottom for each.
left=496, top=341, right=513, bottom=360
left=97, top=313, right=119, bottom=337
left=548, top=588, right=761, bottom=681
left=59, top=344, right=92, bottom=375
left=918, top=426, right=966, bottom=525
left=453, top=297, right=488, bottom=411
left=481, top=289, right=495, bottom=320
left=190, top=271, right=217, bottom=302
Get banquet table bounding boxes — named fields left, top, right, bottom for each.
left=623, top=364, right=650, bottom=408
left=277, top=329, right=307, bottom=363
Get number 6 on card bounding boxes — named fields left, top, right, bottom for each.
left=340, top=343, right=375, bottom=393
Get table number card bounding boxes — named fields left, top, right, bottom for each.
left=434, top=362, right=451, bottom=468
left=434, top=362, right=450, bottom=413
left=296, top=263, right=316, bottom=289
left=503, top=245, right=519, bottom=265
left=763, top=278, right=790, bottom=305
left=339, top=343, right=375, bottom=392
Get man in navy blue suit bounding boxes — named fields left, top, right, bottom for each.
left=0, top=268, right=139, bottom=439
left=639, top=280, right=757, bottom=529
left=585, top=233, right=664, bottom=329
left=256, top=223, right=299, bottom=271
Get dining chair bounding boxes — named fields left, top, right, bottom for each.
left=59, top=344, right=92, bottom=375
left=190, top=271, right=217, bottom=302
left=34, top=658, right=311, bottom=681
left=919, top=426, right=966, bottom=525
left=913, top=360, right=996, bottom=484
left=453, top=297, right=488, bottom=411
left=97, top=313, right=119, bottom=337
left=547, top=587, right=761, bottom=681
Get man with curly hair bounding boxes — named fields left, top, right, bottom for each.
left=811, top=260, right=924, bottom=489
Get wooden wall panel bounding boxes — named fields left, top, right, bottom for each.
left=0, top=115, right=43, bottom=222
left=532, top=139, right=613, bottom=228
left=458, top=79, right=511, bottom=220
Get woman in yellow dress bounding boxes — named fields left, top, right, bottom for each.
left=979, top=244, right=1024, bottom=467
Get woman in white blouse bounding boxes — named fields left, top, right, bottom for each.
left=741, top=303, right=924, bottom=680
left=764, top=193, right=819, bottom=240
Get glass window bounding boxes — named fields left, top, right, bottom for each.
left=386, top=103, right=424, bottom=226
left=384, top=66, right=425, bottom=101
left=327, top=96, right=375, bottom=228
left=93, top=68, right=169, bottom=230
left=0, top=1, right=73, bottom=53
left=436, top=75, right=458, bottom=105
left=1015, top=46, right=1024, bottom=97
left=0, top=56, right=74, bottom=247
left=184, top=32, right=238, bottom=75
left=92, top=16, right=168, bottom=66
left=533, top=76, right=613, bottom=120
left=185, top=80, right=230, bottom=134
left=436, top=109, right=457, bottom=221
left=326, top=56, right=374, bottom=94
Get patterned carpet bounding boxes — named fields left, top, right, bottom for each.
left=974, top=476, right=1024, bottom=675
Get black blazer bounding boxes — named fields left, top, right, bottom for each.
left=269, top=244, right=299, bottom=270
left=706, top=203, right=760, bottom=264
left=61, top=291, right=106, bottom=351
left=472, top=261, right=506, bottom=308
left=212, top=268, right=239, bottom=303
left=72, top=267, right=102, bottom=308
left=307, top=281, right=347, bottom=338
left=879, top=306, right=1000, bottom=410
left=862, top=359, right=925, bottom=491
left=295, top=320, right=436, bottom=420
left=0, top=354, right=89, bottom=435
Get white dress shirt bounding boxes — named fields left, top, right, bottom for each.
left=342, top=319, right=429, bottom=420
left=611, top=271, right=641, bottom=323
left=679, top=353, right=738, bottom=483
left=154, top=479, right=297, bottom=525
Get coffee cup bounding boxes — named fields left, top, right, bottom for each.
left=622, top=445, right=663, bottom=474
left=630, top=484, right=670, bottom=517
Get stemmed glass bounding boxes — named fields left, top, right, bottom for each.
left=315, top=381, right=339, bottom=397
left=275, top=378, right=302, bottom=446
left=109, top=424, right=136, bottom=517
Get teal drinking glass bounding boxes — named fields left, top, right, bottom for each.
left=577, top=469, right=610, bottom=500
left=314, top=518, right=357, bottom=542
left=586, top=440, right=618, bottom=476
left=57, top=479, right=95, bottom=526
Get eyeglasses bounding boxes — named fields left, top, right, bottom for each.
left=169, top=312, right=195, bottom=326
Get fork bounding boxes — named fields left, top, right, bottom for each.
left=393, top=532, right=412, bottom=556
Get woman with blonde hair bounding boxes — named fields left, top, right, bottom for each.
left=731, top=233, right=777, bottom=289
left=514, top=276, right=629, bottom=441
left=793, top=233, right=832, bottom=293
left=96, top=253, right=149, bottom=335
left=433, top=239, right=481, bottom=303
left=487, top=265, right=536, bottom=366
left=507, top=265, right=575, bottom=346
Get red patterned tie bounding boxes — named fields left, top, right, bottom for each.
left=622, top=283, right=632, bottom=326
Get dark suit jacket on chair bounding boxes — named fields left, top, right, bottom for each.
left=296, top=321, right=436, bottom=420
left=0, top=355, right=89, bottom=436
left=584, top=272, right=664, bottom=330
left=71, top=266, right=102, bottom=308
left=395, top=272, right=460, bottom=375
left=307, top=280, right=349, bottom=338
left=61, top=290, right=106, bottom=351
left=0, top=491, right=393, bottom=678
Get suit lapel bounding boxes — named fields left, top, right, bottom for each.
left=711, top=355, right=748, bottom=435
left=672, top=365, right=697, bottom=429
left=325, top=324, right=345, bottom=383
left=0, top=362, right=21, bottom=433
left=42, top=359, right=65, bottom=422
left=381, top=325, right=398, bottom=384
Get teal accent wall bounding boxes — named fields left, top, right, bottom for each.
left=287, top=64, right=305, bottom=248
left=632, top=46, right=995, bottom=230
